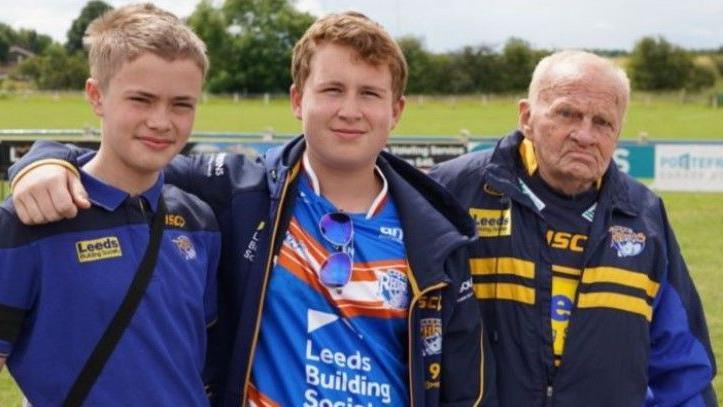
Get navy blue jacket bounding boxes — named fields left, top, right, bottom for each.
left=10, top=136, right=486, bottom=406
left=429, top=131, right=717, bottom=407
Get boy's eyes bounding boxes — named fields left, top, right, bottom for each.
left=173, top=102, right=195, bottom=110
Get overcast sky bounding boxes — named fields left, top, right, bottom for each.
left=3, top=0, right=722, bottom=52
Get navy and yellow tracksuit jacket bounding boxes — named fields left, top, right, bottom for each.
left=9, top=136, right=485, bottom=406
left=429, top=131, right=716, bottom=407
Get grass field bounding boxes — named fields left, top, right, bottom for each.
left=1, top=91, right=723, bottom=139
left=0, top=92, right=722, bottom=404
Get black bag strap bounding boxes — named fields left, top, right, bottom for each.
left=63, top=197, right=167, bottom=407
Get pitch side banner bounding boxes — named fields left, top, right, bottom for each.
left=384, top=143, right=467, bottom=169
left=652, top=144, right=723, bottom=192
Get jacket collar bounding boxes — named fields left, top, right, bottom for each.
left=265, top=135, right=477, bottom=291
left=488, top=131, right=638, bottom=217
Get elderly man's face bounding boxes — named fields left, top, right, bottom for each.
left=519, top=71, right=625, bottom=195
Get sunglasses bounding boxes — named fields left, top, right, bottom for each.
left=318, top=212, right=354, bottom=290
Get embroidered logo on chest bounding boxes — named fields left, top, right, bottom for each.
left=76, top=236, right=122, bottom=263
left=420, top=318, right=443, bottom=356
left=609, top=226, right=646, bottom=258
left=172, top=235, right=197, bottom=260
left=378, top=269, right=409, bottom=309
left=469, top=208, right=511, bottom=237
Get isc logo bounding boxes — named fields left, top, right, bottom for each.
left=546, top=230, right=587, bottom=252
left=165, top=214, right=186, bottom=228
left=418, top=295, right=443, bottom=310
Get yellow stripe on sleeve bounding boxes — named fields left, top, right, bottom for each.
left=577, top=292, right=652, bottom=321
left=582, top=266, right=660, bottom=298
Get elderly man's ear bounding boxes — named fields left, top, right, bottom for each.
left=518, top=99, right=533, bottom=138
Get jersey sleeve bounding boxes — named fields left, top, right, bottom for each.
left=0, top=207, right=41, bottom=356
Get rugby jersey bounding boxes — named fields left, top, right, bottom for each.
left=0, top=154, right=221, bottom=406
left=518, top=172, right=597, bottom=368
left=249, top=156, right=410, bottom=407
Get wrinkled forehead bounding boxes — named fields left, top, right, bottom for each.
left=537, top=66, right=627, bottom=114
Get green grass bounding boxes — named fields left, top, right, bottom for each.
left=1, top=92, right=723, bottom=139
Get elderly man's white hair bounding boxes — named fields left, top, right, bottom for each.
left=528, top=50, right=631, bottom=115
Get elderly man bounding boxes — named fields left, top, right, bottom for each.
left=430, top=50, right=716, bottom=406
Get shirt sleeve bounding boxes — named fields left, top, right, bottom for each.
left=0, top=208, right=41, bottom=356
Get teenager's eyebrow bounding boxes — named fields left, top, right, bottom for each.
left=124, top=90, right=157, bottom=99
left=172, top=95, right=198, bottom=102
left=124, top=90, right=197, bottom=102
left=316, top=80, right=344, bottom=88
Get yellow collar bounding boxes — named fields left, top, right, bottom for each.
left=518, top=138, right=602, bottom=190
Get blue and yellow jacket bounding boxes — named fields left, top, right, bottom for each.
left=10, top=136, right=485, bottom=407
left=429, top=131, right=716, bottom=407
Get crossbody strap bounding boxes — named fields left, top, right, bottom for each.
left=63, top=197, right=167, bottom=407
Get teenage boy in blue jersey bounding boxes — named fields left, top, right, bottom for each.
left=7, top=11, right=484, bottom=407
left=0, top=4, right=220, bottom=405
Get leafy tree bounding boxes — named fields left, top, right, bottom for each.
left=0, top=24, right=52, bottom=63
left=189, top=0, right=314, bottom=93
left=397, top=36, right=436, bottom=94
left=628, top=36, right=693, bottom=90
left=685, top=64, right=716, bottom=91
left=66, top=0, right=113, bottom=53
left=16, top=44, right=87, bottom=89
left=458, top=45, right=505, bottom=93
left=500, top=38, right=541, bottom=91
left=15, top=29, right=53, bottom=54
left=188, top=1, right=234, bottom=92
left=224, top=0, right=314, bottom=93
left=0, top=23, right=12, bottom=63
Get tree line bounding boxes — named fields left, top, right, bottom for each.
left=2, top=0, right=722, bottom=94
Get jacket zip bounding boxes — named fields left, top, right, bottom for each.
left=239, top=163, right=299, bottom=405
left=406, top=277, right=448, bottom=406
left=551, top=202, right=611, bottom=395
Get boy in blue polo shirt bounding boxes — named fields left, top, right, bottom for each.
left=0, top=4, right=220, bottom=405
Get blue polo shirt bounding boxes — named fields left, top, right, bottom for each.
left=0, top=155, right=221, bottom=406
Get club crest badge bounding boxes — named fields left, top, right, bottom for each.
left=609, top=226, right=646, bottom=258
left=379, top=269, right=409, bottom=309
left=420, top=318, right=442, bottom=356
left=172, top=235, right=197, bottom=260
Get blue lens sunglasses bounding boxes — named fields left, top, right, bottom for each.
left=318, top=212, right=354, bottom=291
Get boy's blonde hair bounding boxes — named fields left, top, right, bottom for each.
left=292, top=11, right=408, bottom=100
left=84, top=3, right=208, bottom=89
